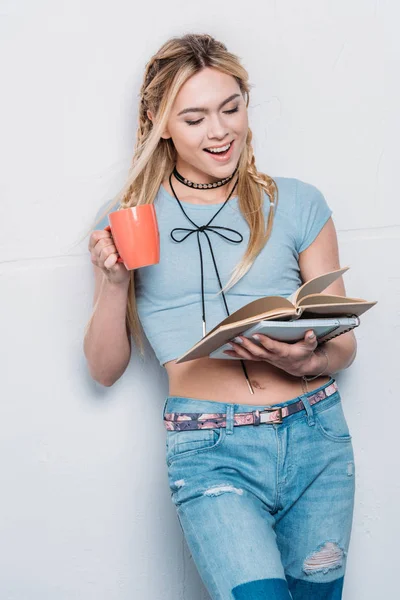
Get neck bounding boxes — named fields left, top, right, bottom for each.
left=173, top=161, right=238, bottom=202
left=172, top=176, right=238, bottom=204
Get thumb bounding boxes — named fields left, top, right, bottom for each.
left=306, top=330, right=317, bottom=344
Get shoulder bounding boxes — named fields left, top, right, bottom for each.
left=267, top=176, right=325, bottom=203
left=270, top=175, right=297, bottom=195
left=92, top=198, right=121, bottom=231
left=262, top=176, right=297, bottom=210
left=265, top=176, right=330, bottom=213
left=265, top=176, right=333, bottom=253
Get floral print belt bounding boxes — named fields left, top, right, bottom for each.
left=163, top=382, right=339, bottom=431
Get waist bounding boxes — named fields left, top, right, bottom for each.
left=164, top=357, right=331, bottom=406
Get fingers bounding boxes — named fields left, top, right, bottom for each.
left=88, top=229, right=111, bottom=252
left=304, top=330, right=318, bottom=350
left=103, top=252, right=118, bottom=270
left=250, top=334, right=289, bottom=356
left=241, top=330, right=318, bottom=353
left=226, top=330, right=317, bottom=361
left=99, top=240, right=117, bottom=265
left=228, top=330, right=317, bottom=352
left=225, top=335, right=278, bottom=361
left=224, top=343, right=264, bottom=361
left=224, top=330, right=320, bottom=376
left=89, top=230, right=120, bottom=270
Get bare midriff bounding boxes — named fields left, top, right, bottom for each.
left=163, top=357, right=331, bottom=406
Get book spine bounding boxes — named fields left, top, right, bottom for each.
left=319, top=316, right=360, bottom=344
left=319, top=329, right=351, bottom=343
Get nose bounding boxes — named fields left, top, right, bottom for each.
left=206, top=114, right=230, bottom=142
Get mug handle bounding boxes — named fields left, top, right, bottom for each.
left=104, top=225, right=124, bottom=263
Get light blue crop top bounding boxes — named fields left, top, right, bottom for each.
left=93, top=177, right=332, bottom=366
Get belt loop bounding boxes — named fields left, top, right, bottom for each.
left=300, top=393, right=316, bottom=427
left=226, top=404, right=234, bottom=435
left=161, top=397, right=169, bottom=420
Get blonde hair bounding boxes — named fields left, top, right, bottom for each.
left=83, top=33, right=278, bottom=360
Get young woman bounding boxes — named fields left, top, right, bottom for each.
left=85, top=33, right=356, bottom=600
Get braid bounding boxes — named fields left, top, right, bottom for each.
left=245, top=129, right=276, bottom=203
left=120, top=58, right=159, bottom=208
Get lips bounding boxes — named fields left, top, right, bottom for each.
left=203, top=141, right=233, bottom=154
left=203, top=140, right=235, bottom=162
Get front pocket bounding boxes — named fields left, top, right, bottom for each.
left=314, top=396, right=352, bottom=443
left=166, top=427, right=226, bottom=465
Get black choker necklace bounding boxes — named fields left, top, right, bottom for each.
left=172, top=165, right=238, bottom=190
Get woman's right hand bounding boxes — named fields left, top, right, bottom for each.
left=88, top=228, right=131, bottom=285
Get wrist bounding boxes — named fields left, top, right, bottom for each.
left=103, top=274, right=130, bottom=292
left=300, top=346, right=329, bottom=378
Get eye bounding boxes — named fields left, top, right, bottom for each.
left=185, top=106, right=239, bottom=126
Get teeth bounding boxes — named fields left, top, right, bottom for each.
left=206, top=142, right=231, bottom=153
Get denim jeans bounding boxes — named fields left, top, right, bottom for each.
left=162, top=377, right=355, bottom=600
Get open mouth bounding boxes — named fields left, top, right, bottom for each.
left=203, top=140, right=234, bottom=159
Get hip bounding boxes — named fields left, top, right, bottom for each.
left=163, top=377, right=355, bottom=511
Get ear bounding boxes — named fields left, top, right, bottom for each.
left=147, top=109, right=171, bottom=140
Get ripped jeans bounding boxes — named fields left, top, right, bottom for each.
left=162, top=377, right=355, bottom=599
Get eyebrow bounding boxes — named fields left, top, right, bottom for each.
left=177, top=93, right=241, bottom=116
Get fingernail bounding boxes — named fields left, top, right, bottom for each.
left=308, top=331, right=316, bottom=340
left=233, top=336, right=243, bottom=343
left=252, top=334, right=260, bottom=340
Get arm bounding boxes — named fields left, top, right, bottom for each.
left=84, top=264, right=132, bottom=386
left=298, top=217, right=357, bottom=377
left=224, top=194, right=357, bottom=376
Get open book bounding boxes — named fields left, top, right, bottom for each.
left=208, top=316, right=361, bottom=360
left=174, top=266, right=377, bottom=364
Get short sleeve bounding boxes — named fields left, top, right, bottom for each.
left=295, top=180, right=333, bottom=253
left=92, top=199, right=120, bottom=231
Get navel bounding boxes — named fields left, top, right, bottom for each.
left=250, top=379, right=265, bottom=390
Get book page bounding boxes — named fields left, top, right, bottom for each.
left=292, top=266, right=350, bottom=305
left=203, top=296, right=295, bottom=339
left=298, top=294, right=370, bottom=307
left=297, top=301, right=377, bottom=318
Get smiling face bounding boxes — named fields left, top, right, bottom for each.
left=151, top=67, right=248, bottom=190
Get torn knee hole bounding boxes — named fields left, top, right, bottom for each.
left=303, top=542, right=345, bottom=575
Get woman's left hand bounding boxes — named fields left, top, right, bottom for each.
left=224, top=330, right=320, bottom=377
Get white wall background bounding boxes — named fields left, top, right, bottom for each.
left=1, top=1, right=398, bottom=598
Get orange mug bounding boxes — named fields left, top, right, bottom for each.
left=104, top=204, right=160, bottom=270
